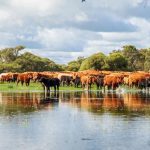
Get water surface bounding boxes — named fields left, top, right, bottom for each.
left=0, top=91, right=150, bottom=150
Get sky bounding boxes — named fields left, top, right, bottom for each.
left=0, top=0, right=150, bottom=64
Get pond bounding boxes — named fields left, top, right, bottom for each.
left=0, top=91, right=150, bottom=150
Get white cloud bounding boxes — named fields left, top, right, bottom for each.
left=0, top=0, right=150, bottom=64
left=35, top=27, right=102, bottom=52
left=75, top=12, right=89, bottom=22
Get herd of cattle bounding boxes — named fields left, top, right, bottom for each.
left=0, top=70, right=150, bottom=92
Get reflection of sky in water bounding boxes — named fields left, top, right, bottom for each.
left=0, top=91, right=150, bottom=150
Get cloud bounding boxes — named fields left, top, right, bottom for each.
left=35, top=27, right=102, bottom=51
left=0, top=0, right=149, bottom=64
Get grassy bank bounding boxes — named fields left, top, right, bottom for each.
left=0, top=82, right=84, bottom=91
left=0, top=82, right=145, bottom=92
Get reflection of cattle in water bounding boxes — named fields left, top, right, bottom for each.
left=65, top=92, right=150, bottom=113
left=0, top=92, right=59, bottom=114
left=79, top=92, right=125, bottom=112
left=80, top=92, right=103, bottom=111
left=103, top=94, right=124, bottom=110
left=123, top=93, right=150, bottom=110
left=1, top=91, right=150, bottom=115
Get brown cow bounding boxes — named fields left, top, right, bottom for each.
left=81, top=75, right=95, bottom=90
left=32, top=72, right=57, bottom=81
left=104, top=73, right=124, bottom=90
left=17, top=73, right=33, bottom=86
left=128, top=72, right=150, bottom=89
left=0, top=73, right=19, bottom=83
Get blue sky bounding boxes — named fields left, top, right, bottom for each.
left=0, top=0, right=150, bottom=64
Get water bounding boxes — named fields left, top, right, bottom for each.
left=0, top=91, right=150, bottom=150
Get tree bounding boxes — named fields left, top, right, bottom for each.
left=0, top=62, right=21, bottom=73
left=79, top=53, right=106, bottom=71
left=15, top=52, right=62, bottom=72
left=134, top=48, right=148, bottom=70
left=144, top=49, right=150, bottom=71
left=106, top=52, right=128, bottom=71
left=0, top=45, right=25, bottom=63
left=66, top=56, right=85, bottom=71
left=122, top=45, right=139, bottom=71
left=67, top=61, right=80, bottom=72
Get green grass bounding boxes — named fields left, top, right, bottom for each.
left=0, top=82, right=84, bottom=91
left=0, top=82, right=145, bottom=92
left=0, top=82, right=42, bottom=91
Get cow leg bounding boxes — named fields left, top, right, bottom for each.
left=54, top=86, right=56, bottom=93
left=104, top=86, right=105, bottom=92
left=86, top=83, right=88, bottom=90
left=46, top=87, right=49, bottom=97
left=17, top=80, right=20, bottom=86
left=57, top=85, right=59, bottom=91
left=42, top=85, right=45, bottom=92
left=96, top=84, right=99, bottom=90
left=62, top=81, right=64, bottom=86
left=21, top=81, right=24, bottom=86
left=47, top=87, right=50, bottom=93
left=44, top=87, right=47, bottom=98
left=82, top=83, right=85, bottom=89
left=89, top=84, right=91, bottom=90
left=27, top=80, right=30, bottom=86
left=47, top=87, right=50, bottom=97
left=112, top=83, right=114, bottom=90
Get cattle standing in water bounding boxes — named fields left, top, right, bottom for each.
left=104, top=74, right=124, bottom=90
left=38, top=77, right=60, bottom=94
left=81, top=75, right=95, bottom=90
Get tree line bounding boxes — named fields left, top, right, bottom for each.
left=0, top=46, right=63, bottom=73
left=66, top=45, right=150, bottom=72
left=0, top=45, right=149, bottom=73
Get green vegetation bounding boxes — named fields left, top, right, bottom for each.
left=0, top=82, right=141, bottom=92
left=106, top=52, right=128, bottom=71
left=67, top=45, right=150, bottom=72
left=0, top=45, right=149, bottom=73
left=0, top=82, right=84, bottom=91
left=79, top=53, right=106, bottom=71
left=0, top=46, right=63, bottom=73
